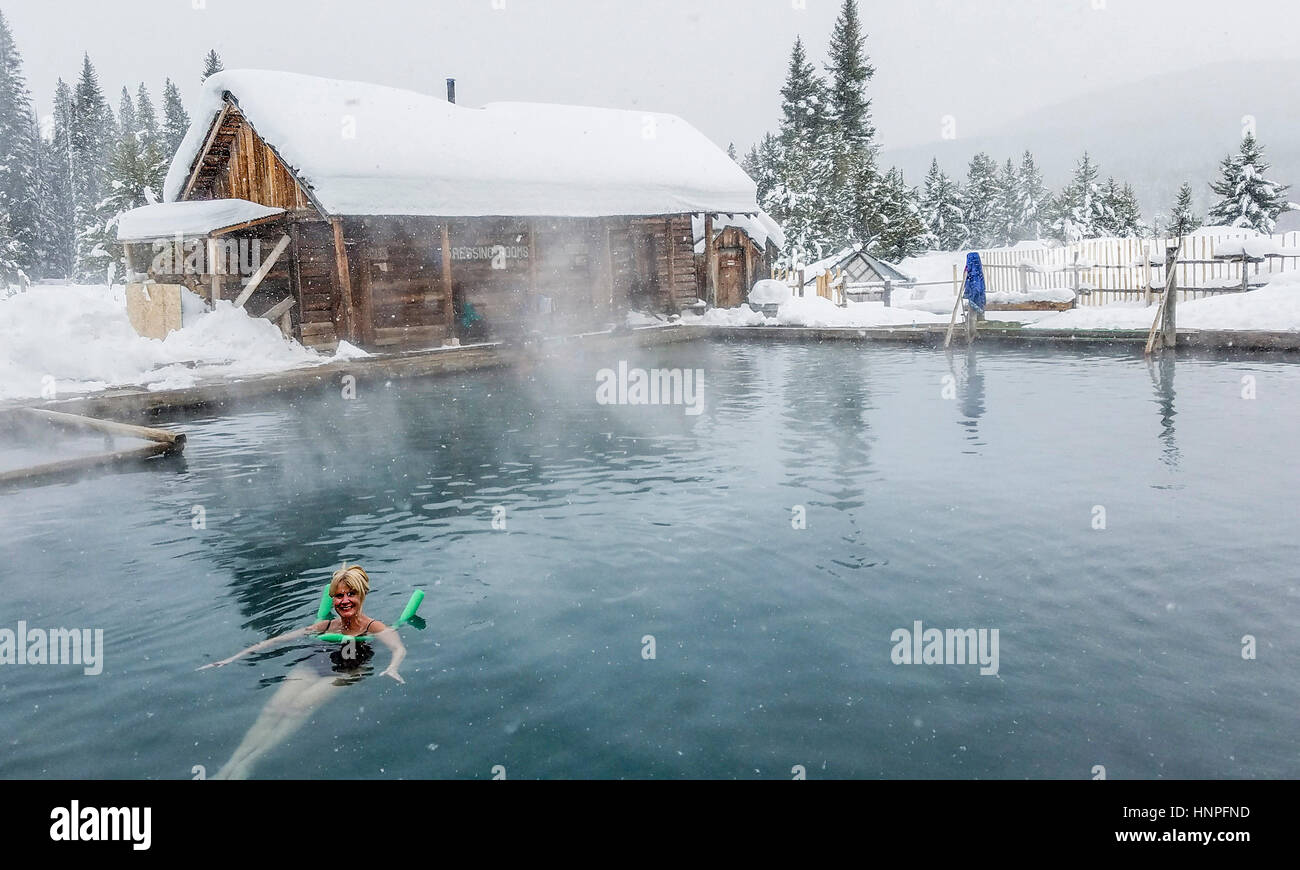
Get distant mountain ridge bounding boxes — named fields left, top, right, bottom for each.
left=881, top=58, right=1300, bottom=231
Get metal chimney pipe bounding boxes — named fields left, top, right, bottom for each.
left=446, top=78, right=456, bottom=104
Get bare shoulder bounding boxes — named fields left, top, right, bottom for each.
left=310, top=619, right=332, bottom=633
left=367, top=620, right=390, bottom=633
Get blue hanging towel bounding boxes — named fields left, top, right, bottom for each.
left=963, top=252, right=986, bottom=312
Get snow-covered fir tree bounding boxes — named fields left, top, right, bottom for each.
left=1098, top=177, right=1145, bottom=238
left=963, top=152, right=1002, bottom=249
left=34, top=78, right=77, bottom=280
left=765, top=36, right=835, bottom=268
left=103, top=86, right=162, bottom=271
left=31, top=109, right=72, bottom=280
left=201, top=49, right=224, bottom=83
left=726, top=142, right=738, bottom=162
left=1168, top=182, right=1201, bottom=236
left=1014, top=150, right=1050, bottom=241
left=875, top=167, right=927, bottom=262
left=823, top=0, right=880, bottom=247
left=1207, top=133, right=1292, bottom=233
left=0, top=208, right=26, bottom=289
left=70, top=54, right=118, bottom=282
left=135, top=83, right=167, bottom=195
left=919, top=158, right=967, bottom=251
left=162, top=77, right=190, bottom=158
left=1052, top=152, right=1105, bottom=242
left=0, top=9, right=39, bottom=278
left=995, top=158, right=1020, bottom=247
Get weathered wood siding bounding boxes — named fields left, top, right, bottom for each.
left=185, top=102, right=315, bottom=211
left=293, top=221, right=342, bottom=350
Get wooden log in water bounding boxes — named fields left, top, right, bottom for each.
left=18, top=407, right=185, bottom=450
left=0, top=441, right=174, bottom=488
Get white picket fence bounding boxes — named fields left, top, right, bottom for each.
left=968, top=232, right=1300, bottom=306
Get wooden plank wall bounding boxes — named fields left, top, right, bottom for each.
left=294, top=221, right=341, bottom=350
left=351, top=217, right=449, bottom=349
left=189, top=103, right=314, bottom=211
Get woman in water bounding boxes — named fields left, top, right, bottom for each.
left=199, top=565, right=406, bottom=779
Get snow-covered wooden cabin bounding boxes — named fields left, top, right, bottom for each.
left=692, top=212, right=784, bottom=309
left=120, top=70, right=760, bottom=351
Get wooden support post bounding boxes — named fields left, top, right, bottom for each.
left=206, top=239, right=221, bottom=303
left=1162, top=243, right=1178, bottom=350
left=1143, top=242, right=1153, bottom=307
left=528, top=220, right=539, bottom=312
left=232, top=234, right=292, bottom=308
left=666, top=219, right=676, bottom=310
left=883, top=279, right=892, bottom=308
left=440, top=222, right=456, bottom=344
left=123, top=244, right=136, bottom=283
left=288, top=224, right=304, bottom=341
left=331, top=218, right=356, bottom=344
left=703, top=214, right=716, bottom=307
left=260, top=296, right=296, bottom=323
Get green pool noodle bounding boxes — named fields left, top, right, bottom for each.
left=314, top=589, right=425, bottom=644
left=397, top=590, right=425, bottom=626
left=316, top=584, right=333, bottom=621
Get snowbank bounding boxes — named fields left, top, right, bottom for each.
left=1027, top=274, right=1300, bottom=331
left=748, top=279, right=792, bottom=306
left=0, top=285, right=360, bottom=402
left=164, top=70, right=758, bottom=218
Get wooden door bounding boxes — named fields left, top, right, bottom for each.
left=718, top=246, right=745, bottom=308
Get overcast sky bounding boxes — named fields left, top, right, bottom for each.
left=7, top=0, right=1298, bottom=153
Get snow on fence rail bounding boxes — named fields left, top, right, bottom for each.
left=968, top=231, right=1300, bottom=306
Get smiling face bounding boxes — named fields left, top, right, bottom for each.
left=329, top=565, right=371, bottom=623
left=332, top=583, right=363, bottom=619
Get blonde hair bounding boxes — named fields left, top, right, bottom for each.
left=330, top=565, right=371, bottom=601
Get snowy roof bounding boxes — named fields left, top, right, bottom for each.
left=803, top=245, right=914, bottom=284
left=164, top=70, right=759, bottom=218
left=117, top=199, right=286, bottom=241
left=692, top=211, right=786, bottom=253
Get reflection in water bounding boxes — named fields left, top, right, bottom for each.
left=951, top=347, right=986, bottom=450
left=1148, top=354, right=1179, bottom=469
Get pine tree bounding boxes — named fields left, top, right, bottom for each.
left=996, top=158, right=1021, bottom=247
left=201, top=49, right=224, bottom=83
left=1052, top=152, right=1105, bottom=242
left=919, top=158, right=967, bottom=251
left=963, top=153, right=1002, bottom=249
left=1168, top=182, right=1201, bottom=236
left=824, top=0, right=880, bottom=247
left=0, top=9, right=39, bottom=277
left=103, top=86, right=157, bottom=271
left=1207, top=133, right=1291, bottom=233
left=0, top=209, right=25, bottom=288
left=745, top=133, right=781, bottom=211
left=70, top=54, right=117, bottom=282
left=135, top=83, right=167, bottom=196
left=35, top=78, right=77, bottom=279
left=162, top=77, right=189, bottom=158
left=875, top=167, right=927, bottom=262
left=766, top=36, right=835, bottom=267
left=726, top=142, right=738, bottom=162
left=1099, top=178, right=1145, bottom=238
left=1015, top=150, right=1050, bottom=241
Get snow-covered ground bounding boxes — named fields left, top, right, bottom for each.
left=0, top=284, right=361, bottom=402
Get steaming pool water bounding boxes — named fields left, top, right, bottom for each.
left=3, top=338, right=1298, bottom=779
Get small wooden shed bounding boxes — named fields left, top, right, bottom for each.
left=692, top=212, right=784, bottom=309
